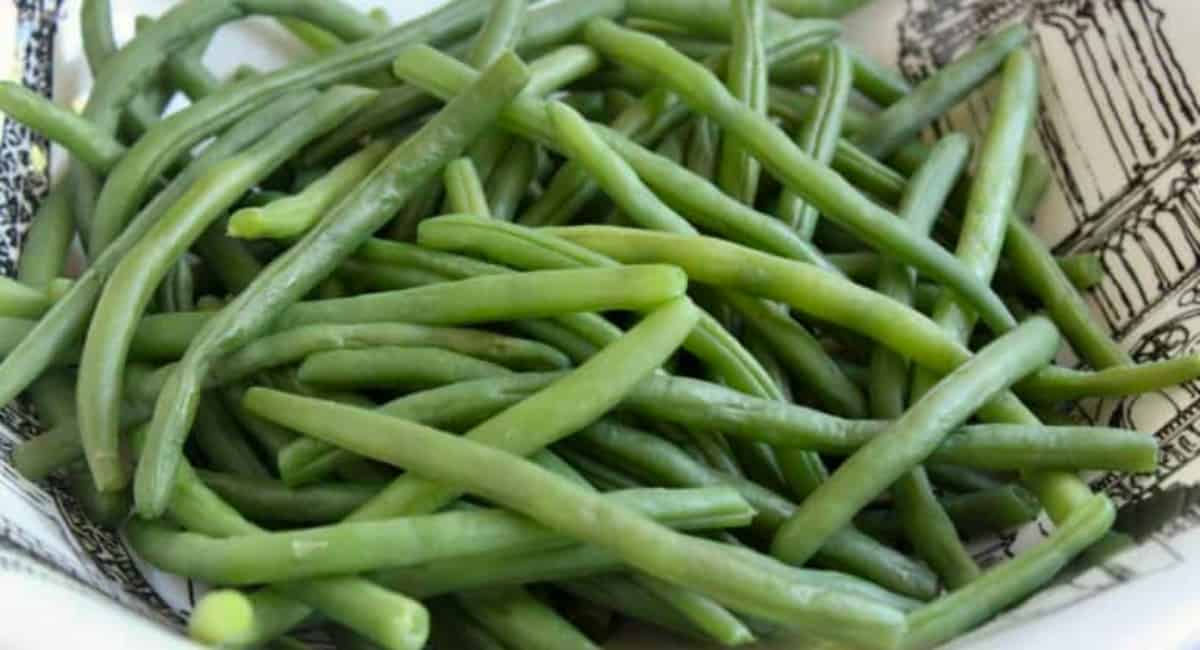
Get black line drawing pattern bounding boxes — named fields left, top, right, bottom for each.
left=900, top=0, right=1200, bottom=619
left=0, top=0, right=183, bottom=628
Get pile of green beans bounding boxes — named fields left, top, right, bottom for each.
left=0, top=1, right=1180, bottom=648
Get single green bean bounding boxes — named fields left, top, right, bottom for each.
left=80, top=0, right=117, bottom=74
left=485, top=139, right=537, bottom=220
left=771, top=317, right=1060, bottom=566
left=0, top=81, right=126, bottom=172
left=18, top=192, right=75, bottom=290
left=197, top=470, right=378, bottom=524
left=444, top=157, right=492, bottom=217
left=717, top=0, right=768, bottom=204
left=298, top=346, right=511, bottom=390
left=277, top=265, right=686, bottom=329
left=582, top=20, right=1014, bottom=333
left=242, top=387, right=908, bottom=649
left=777, top=43, right=852, bottom=239
left=79, top=86, right=375, bottom=491
left=228, top=139, right=392, bottom=239
left=136, top=52, right=533, bottom=518
left=853, top=25, right=1029, bottom=158
left=1017, top=356, right=1200, bottom=402
left=463, top=0, right=527, bottom=185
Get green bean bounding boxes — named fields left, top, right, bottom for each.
left=241, top=389, right=908, bottom=649
left=549, top=101, right=695, bottom=233
left=598, top=127, right=837, bottom=272
left=280, top=265, right=684, bottom=329
left=339, top=260, right=447, bottom=291
left=686, top=117, right=720, bottom=179
left=458, top=588, right=598, bottom=650
left=853, top=25, right=1029, bottom=158
left=228, top=139, right=392, bottom=239
left=582, top=20, right=1015, bottom=333
left=1055, top=253, right=1104, bottom=290
left=444, top=158, right=492, bottom=217
left=0, top=91, right=315, bottom=430
left=635, top=572, right=756, bottom=645
left=771, top=0, right=874, bottom=17
left=463, top=0, right=527, bottom=185
left=298, top=346, right=511, bottom=390
left=902, top=494, right=1115, bottom=649
left=655, top=124, right=689, bottom=163
left=196, top=223, right=265, bottom=293
left=1006, top=217, right=1130, bottom=369
left=559, top=448, right=644, bottom=491
left=135, top=52, right=533, bottom=518
left=0, top=276, right=56, bottom=319
left=197, top=470, right=377, bottom=524
left=308, top=42, right=601, bottom=166
left=865, top=133, right=975, bottom=587
left=1017, top=356, right=1200, bottom=402
left=857, top=485, right=1042, bottom=544
left=79, top=86, right=375, bottom=492
left=428, top=601, right=508, bottom=650
left=926, top=465, right=1003, bottom=493
left=81, top=0, right=117, bottom=74
left=18, top=192, right=75, bottom=290
left=129, top=484, right=753, bottom=584
left=777, top=43, right=852, bottom=239
left=485, top=140, right=537, bottom=220
left=193, top=397, right=271, bottom=479
left=346, top=296, right=699, bottom=520
left=718, top=0, right=768, bottom=204
left=771, top=317, right=1060, bottom=567
left=0, top=81, right=126, bottom=172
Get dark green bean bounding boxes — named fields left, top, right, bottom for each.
left=485, top=139, right=537, bottom=220
left=193, top=397, right=271, bottom=479
left=197, top=470, right=378, bottom=524
left=0, top=81, right=126, bottom=172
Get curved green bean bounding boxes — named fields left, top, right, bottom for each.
left=853, top=25, right=1030, bottom=158
left=582, top=19, right=1015, bottom=334
left=228, top=139, right=391, bottom=239
left=0, top=81, right=126, bottom=172
left=717, top=0, right=768, bottom=205
left=1017, top=356, right=1200, bottom=402
left=298, top=346, right=511, bottom=390
left=197, top=471, right=378, bottom=524
left=135, top=52, right=532, bottom=518
left=771, top=317, right=1060, bottom=567
left=278, top=265, right=686, bottom=329
left=444, top=157, right=492, bottom=217
left=778, top=43, right=852, bottom=239
left=17, top=192, right=75, bottom=290
left=79, top=86, right=375, bottom=492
